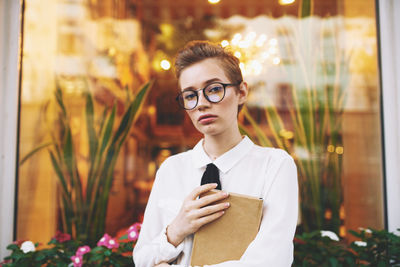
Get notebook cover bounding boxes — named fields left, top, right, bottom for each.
left=190, top=190, right=263, bottom=266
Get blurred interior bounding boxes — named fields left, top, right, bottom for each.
left=17, top=0, right=384, bottom=244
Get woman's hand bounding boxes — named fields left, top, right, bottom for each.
left=166, top=183, right=230, bottom=247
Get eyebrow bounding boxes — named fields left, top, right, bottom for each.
left=181, top=78, right=223, bottom=92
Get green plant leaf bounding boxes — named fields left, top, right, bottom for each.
left=19, top=142, right=54, bottom=165
left=63, top=127, right=74, bottom=186
left=85, top=91, right=98, bottom=167
left=99, top=105, right=116, bottom=156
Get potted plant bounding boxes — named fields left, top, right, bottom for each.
left=20, top=80, right=152, bottom=245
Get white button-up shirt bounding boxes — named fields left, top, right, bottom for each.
left=133, top=136, right=298, bottom=267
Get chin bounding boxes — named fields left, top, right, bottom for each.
left=195, top=124, right=220, bottom=136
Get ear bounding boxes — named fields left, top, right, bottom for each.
left=237, top=82, right=248, bottom=105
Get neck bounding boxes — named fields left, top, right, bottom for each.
left=203, top=128, right=243, bottom=160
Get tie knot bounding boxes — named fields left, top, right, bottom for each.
left=201, top=163, right=221, bottom=190
left=207, top=163, right=218, bottom=170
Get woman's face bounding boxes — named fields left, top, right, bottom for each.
left=178, top=58, right=247, bottom=138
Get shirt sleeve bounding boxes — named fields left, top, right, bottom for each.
left=133, top=161, right=185, bottom=267
left=206, top=155, right=299, bottom=267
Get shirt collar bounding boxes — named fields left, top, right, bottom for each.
left=191, top=135, right=254, bottom=174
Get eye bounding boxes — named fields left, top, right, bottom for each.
left=183, top=91, right=197, bottom=101
left=207, top=84, right=224, bottom=94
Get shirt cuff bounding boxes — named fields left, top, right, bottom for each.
left=156, top=225, right=184, bottom=262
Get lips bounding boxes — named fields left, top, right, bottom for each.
left=198, top=114, right=218, bottom=124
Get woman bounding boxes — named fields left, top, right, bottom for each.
left=133, top=40, right=298, bottom=267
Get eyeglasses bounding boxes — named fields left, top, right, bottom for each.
left=176, top=82, right=240, bottom=110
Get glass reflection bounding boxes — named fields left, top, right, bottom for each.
left=17, top=0, right=383, bottom=246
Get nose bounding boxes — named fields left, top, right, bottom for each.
left=196, top=90, right=210, bottom=109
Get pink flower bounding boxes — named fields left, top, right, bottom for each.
left=107, top=238, right=119, bottom=249
left=53, top=231, right=71, bottom=243
left=128, top=222, right=142, bottom=231
left=76, top=245, right=91, bottom=256
left=127, top=222, right=141, bottom=241
left=71, top=255, right=83, bottom=267
left=97, top=233, right=111, bottom=247
left=127, top=226, right=139, bottom=241
left=97, top=233, right=119, bottom=249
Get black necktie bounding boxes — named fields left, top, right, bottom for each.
left=201, top=163, right=221, bottom=190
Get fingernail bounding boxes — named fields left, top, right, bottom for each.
left=225, top=202, right=230, bottom=208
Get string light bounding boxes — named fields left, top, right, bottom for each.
left=160, top=59, right=171, bottom=70
left=245, top=31, right=257, bottom=41
left=273, top=57, right=281, bottom=65
left=250, top=60, right=263, bottom=75
left=269, top=38, right=278, bottom=46
left=256, top=34, right=267, bottom=47
left=231, top=33, right=242, bottom=45
left=327, top=145, right=335, bottom=153
left=336, top=146, right=344, bottom=154
left=208, top=0, right=220, bottom=4
left=279, top=0, right=295, bottom=5
left=221, top=40, right=229, bottom=47
left=268, top=46, right=278, bottom=54
left=262, top=52, right=270, bottom=59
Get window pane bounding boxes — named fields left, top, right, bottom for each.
left=17, top=0, right=383, bottom=245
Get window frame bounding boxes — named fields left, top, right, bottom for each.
left=377, top=0, right=400, bottom=232
left=0, top=0, right=399, bottom=259
left=0, top=0, right=22, bottom=259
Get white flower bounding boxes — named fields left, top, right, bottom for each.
left=354, top=241, right=367, bottom=247
left=320, top=230, right=340, bottom=241
left=20, top=241, right=36, bottom=253
left=358, top=227, right=372, bottom=234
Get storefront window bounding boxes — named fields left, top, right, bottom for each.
left=17, top=0, right=383, bottom=245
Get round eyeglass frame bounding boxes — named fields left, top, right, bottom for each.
left=176, top=82, right=241, bottom=110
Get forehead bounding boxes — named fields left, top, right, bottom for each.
left=178, top=58, right=229, bottom=90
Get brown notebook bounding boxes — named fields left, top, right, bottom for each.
left=190, top=190, right=263, bottom=266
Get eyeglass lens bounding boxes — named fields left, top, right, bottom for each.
left=179, top=83, right=225, bottom=110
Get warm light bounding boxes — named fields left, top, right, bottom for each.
left=269, top=38, right=278, bottom=46
left=339, top=226, right=346, bottom=237
left=256, top=34, right=267, bottom=47
left=279, top=129, right=294, bottom=139
left=221, top=40, right=229, bottom=47
left=208, top=0, right=220, bottom=3
left=285, top=130, right=294, bottom=139
left=279, top=0, right=295, bottom=5
left=160, top=149, right=172, bottom=157
left=231, top=33, right=242, bottom=45
left=327, top=145, right=335, bottom=152
left=160, top=59, right=171, bottom=70
left=147, top=105, right=156, bottom=115
left=262, top=52, right=270, bottom=59
left=268, top=46, right=278, bottom=55
left=340, top=205, right=345, bottom=219
left=324, top=209, right=332, bottom=220
left=272, top=57, right=281, bottom=65
left=245, top=31, right=257, bottom=41
left=148, top=162, right=156, bottom=176
left=108, top=47, right=116, bottom=56
left=250, top=60, right=263, bottom=75
left=336, top=146, right=344, bottom=154
left=234, top=51, right=242, bottom=58
left=238, top=40, right=251, bottom=48
left=160, top=23, right=174, bottom=37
